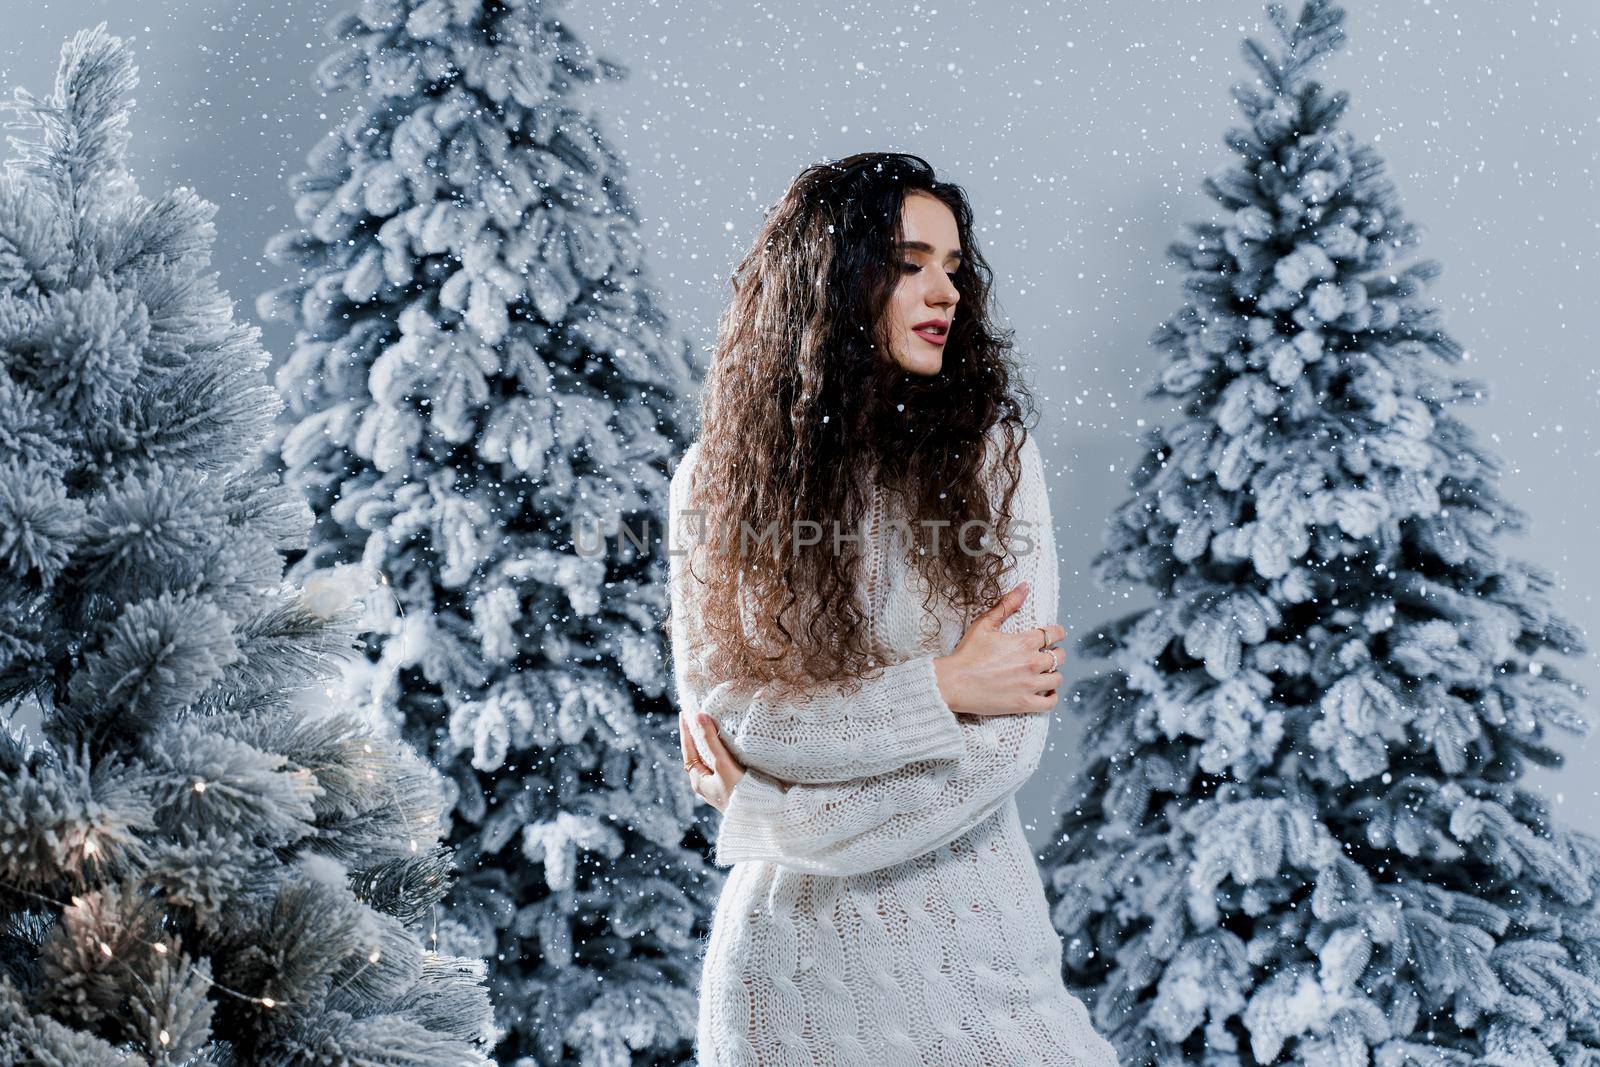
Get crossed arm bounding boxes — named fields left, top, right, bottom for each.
left=666, top=444, right=968, bottom=784
left=667, top=434, right=1060, bottom=877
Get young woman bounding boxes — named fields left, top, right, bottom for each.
left=668, top=152, right=1119, bottom=1066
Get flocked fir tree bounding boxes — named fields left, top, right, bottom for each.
left=1040, top=3, right=1600, bottom=1064
left=0, top=26, right=494, bottom=1065
left=258, top=1, right=712, bottom=1063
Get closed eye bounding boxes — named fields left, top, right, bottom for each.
left=899, top=261, right=960, bottom=279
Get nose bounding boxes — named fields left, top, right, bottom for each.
left=929, top=275, right=958, bottom=310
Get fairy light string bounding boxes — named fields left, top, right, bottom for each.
left=0, top=571, right=448, bottom=1039
left=1, top=878, right=284, bottom=1011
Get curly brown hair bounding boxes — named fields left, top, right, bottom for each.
left=671, top=151, right=1036, bottom=696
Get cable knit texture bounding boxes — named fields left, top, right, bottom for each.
left=670, top=429, right=1119, bottom=1067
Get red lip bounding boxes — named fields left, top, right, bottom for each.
left=911, top=319, right=949, bottom=345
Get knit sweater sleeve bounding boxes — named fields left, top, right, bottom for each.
left=668, top=446, right=967, bottom=785
left=711, top=433, right=1060, bottom=877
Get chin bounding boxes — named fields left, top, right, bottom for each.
left=893, top=349, right=943, bottom=376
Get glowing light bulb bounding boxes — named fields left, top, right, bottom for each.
left=83, top=837, right=98, bottom=855
left=99, top=941, right=112, bottom=957
left=194, top=780, right=207, bottom=793
left=409, top=839, right=418, bottom=853
left=153, top=943, right=168, bottom=955
left=260, top=996, right=277, bottom=1009
left=158, top=1029, right=170, bottom=1046
left=368, top=948, right=381, bottom=963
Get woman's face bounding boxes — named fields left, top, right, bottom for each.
left=884, top=191, right=962, bottom=376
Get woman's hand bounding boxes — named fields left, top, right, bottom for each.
left=679, top=709, right=746, bottom=813
left=932, top=580, right=1065, bottom=716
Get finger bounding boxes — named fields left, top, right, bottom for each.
left=1017, top=625, right=1067, bottom=663
left=701, top=716, right=741, bottom=777
left=678, top=710, right=695, bottom=765
left=979, top=581, right=1030, bottom=628
left=682, top=712, right=710, bottom=773
left=1001, top=581, right=1030, bottom=619
left=1016, top=631, right=1058, bottom=661
left=696, top=713, right=728, bottom=772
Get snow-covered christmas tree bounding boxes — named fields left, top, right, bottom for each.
left=1040, top=3, right=1600, bottom=1064
left=0, top=25, right=493, bottom=1064
left=258, top=1, right=712, bottom=1062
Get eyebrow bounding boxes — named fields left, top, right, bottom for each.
left=895, top=240, right=964, bottom=263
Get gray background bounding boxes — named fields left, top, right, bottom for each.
left=5, top=0, right=1595, bottom=848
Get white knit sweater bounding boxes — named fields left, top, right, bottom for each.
left=670, top=430, right=1119, bottom=1067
